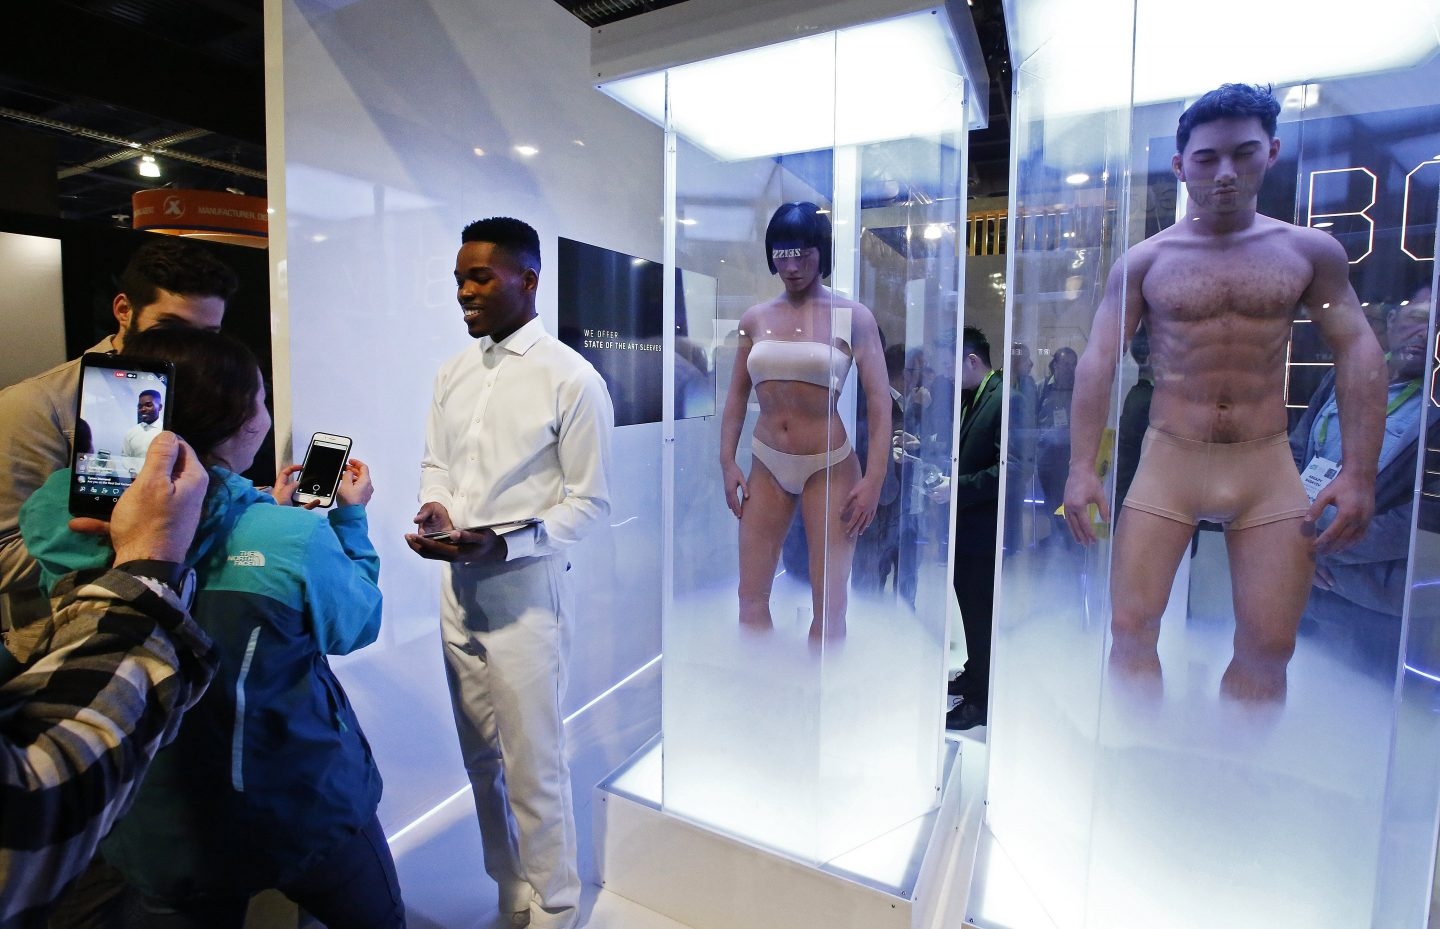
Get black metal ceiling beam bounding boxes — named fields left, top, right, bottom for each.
left=1, top=2, right=265, bottom=145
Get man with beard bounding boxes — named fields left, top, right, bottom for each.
left=1290, top=285, right=1435, bottom=674
left=1063, top=83, right=1386, bottom=703
left=0, top=238, right=234, bottom=928
left=0, top=239, right=235, bottom=661
left=121, top=389, right=164, bottom=459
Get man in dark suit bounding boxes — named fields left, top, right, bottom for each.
left=944, top=326, right=1005, bottom=730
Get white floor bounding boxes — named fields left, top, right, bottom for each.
left=388, top=787, right=691, bottom=929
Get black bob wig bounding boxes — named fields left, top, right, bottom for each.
left=764, top=201, right=832, bottom=279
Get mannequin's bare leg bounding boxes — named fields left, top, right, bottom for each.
left=737, top=461, right=797, bottom=631
left=1221, top=517, right=1313, bottom=702
left=801, top=453, right=862, bottom=640
left=1108, top=508, right=1194, bottom=696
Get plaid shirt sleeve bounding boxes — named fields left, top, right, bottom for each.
left=0, top=568, right=216, bottom=927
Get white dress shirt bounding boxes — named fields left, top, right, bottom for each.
left=121, top=421, right=162, bottom=458
left=420, top=316, right=614, bottom=560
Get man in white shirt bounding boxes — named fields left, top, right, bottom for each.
left=121, top=389, right=164, bottom=458
left=406, top=217, right=613, bottom=929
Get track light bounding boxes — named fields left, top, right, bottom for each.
left=138, top=154, right=161, bottom=178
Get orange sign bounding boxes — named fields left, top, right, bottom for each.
left=132, top=189, right=268, bottom=237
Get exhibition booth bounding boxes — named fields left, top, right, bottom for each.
left=266, top=0, right=1440, bottom=925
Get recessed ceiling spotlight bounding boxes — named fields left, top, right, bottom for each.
left=514, top=145, right=539, bottom=157
left=1065, top=172, right=1089, bottom=185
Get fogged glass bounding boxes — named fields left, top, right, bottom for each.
left=985, top=3, right=1440, bottom=926
left=660, top=25, right=964, bottom=869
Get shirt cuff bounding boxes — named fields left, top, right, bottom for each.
left=502, top=524, right=538, bottom=561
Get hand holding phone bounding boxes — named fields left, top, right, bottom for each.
left=334, top=458, right=373, bottom=508
left=293, top=433, right=352, bottom=508
left=419, top=517, right=539, bottom=541
left=69, top=353, right=176, bottom=519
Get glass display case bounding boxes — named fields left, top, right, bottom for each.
left=983, top=1, right=1440, bottom=926
left=595, top=0, right=987, bottom=878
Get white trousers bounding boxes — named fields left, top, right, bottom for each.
left=441, top=554, right=580, bottom=927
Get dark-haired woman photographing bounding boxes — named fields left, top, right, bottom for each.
left=719, top=201, right=891, bottom=640
left=20, top=327, right=404, bottom=928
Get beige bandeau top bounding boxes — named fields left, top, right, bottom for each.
left=747, top=339, right=854, bottom=391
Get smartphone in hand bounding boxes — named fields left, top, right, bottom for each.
left=69, top=353, right=175, bottom=518
left=420, top=518, right=540, bottom=541
left=293, top=433, right=352, bottom=508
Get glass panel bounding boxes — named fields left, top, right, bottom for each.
left=986, top=0, right=1440, bottom=924
left=660, top=17, right=963, bottom=873
left=277, top=0, right=668, bottom=841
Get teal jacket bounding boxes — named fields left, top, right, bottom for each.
left=20, top=468, right=384, bottom=900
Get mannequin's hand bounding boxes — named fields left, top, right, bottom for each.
left=721, top=460, right=748, bottom=518
left=1063, top=469, right=1108, bottom=544
left=1308, top=468, right=1373, bottom=554
left=842, top=476, right=882, bottom=538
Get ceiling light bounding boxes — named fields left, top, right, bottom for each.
left=1065, top=172, right=1090, bottom=185
left=472, top=147, right=486, bottom=157
left=923, top=224, right=945, bottom=240
left=597, top=8, right=980, bottom=161
left=514, top=145, right=538, bottom=157
left=137, top=154, right=161, bottom=178
left=1009, top=0, right=1435, bottom=114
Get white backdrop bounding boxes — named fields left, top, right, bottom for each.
left=0, top=232, right=65, bottom=389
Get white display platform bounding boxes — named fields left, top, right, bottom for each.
left=594, top=736, right=987, bottom=929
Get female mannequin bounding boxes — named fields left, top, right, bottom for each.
left=719, top=202, right=891, bottom=639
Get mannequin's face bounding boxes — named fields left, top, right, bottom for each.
left=773, top=246, right=821, bottom=295
left=1171, top=116, right=1278, bottom=216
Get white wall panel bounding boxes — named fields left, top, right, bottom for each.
left=270, top=0, right=664, bottom=832
left=0, top=232, right=65, bottom=389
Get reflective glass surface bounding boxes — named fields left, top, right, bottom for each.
left=986, top=2, right=1440, bottom=925
left=654, top=24, right=967, bottom=866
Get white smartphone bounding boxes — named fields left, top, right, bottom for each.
left=293, top=432, right=352, bottom=508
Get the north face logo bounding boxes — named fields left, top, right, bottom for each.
left=229, top=551, right=266, bottom=567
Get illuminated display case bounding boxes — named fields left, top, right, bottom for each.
left=983, top=1, right=1440, bottom=927
left=589, top=0, right=987, bottom=925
